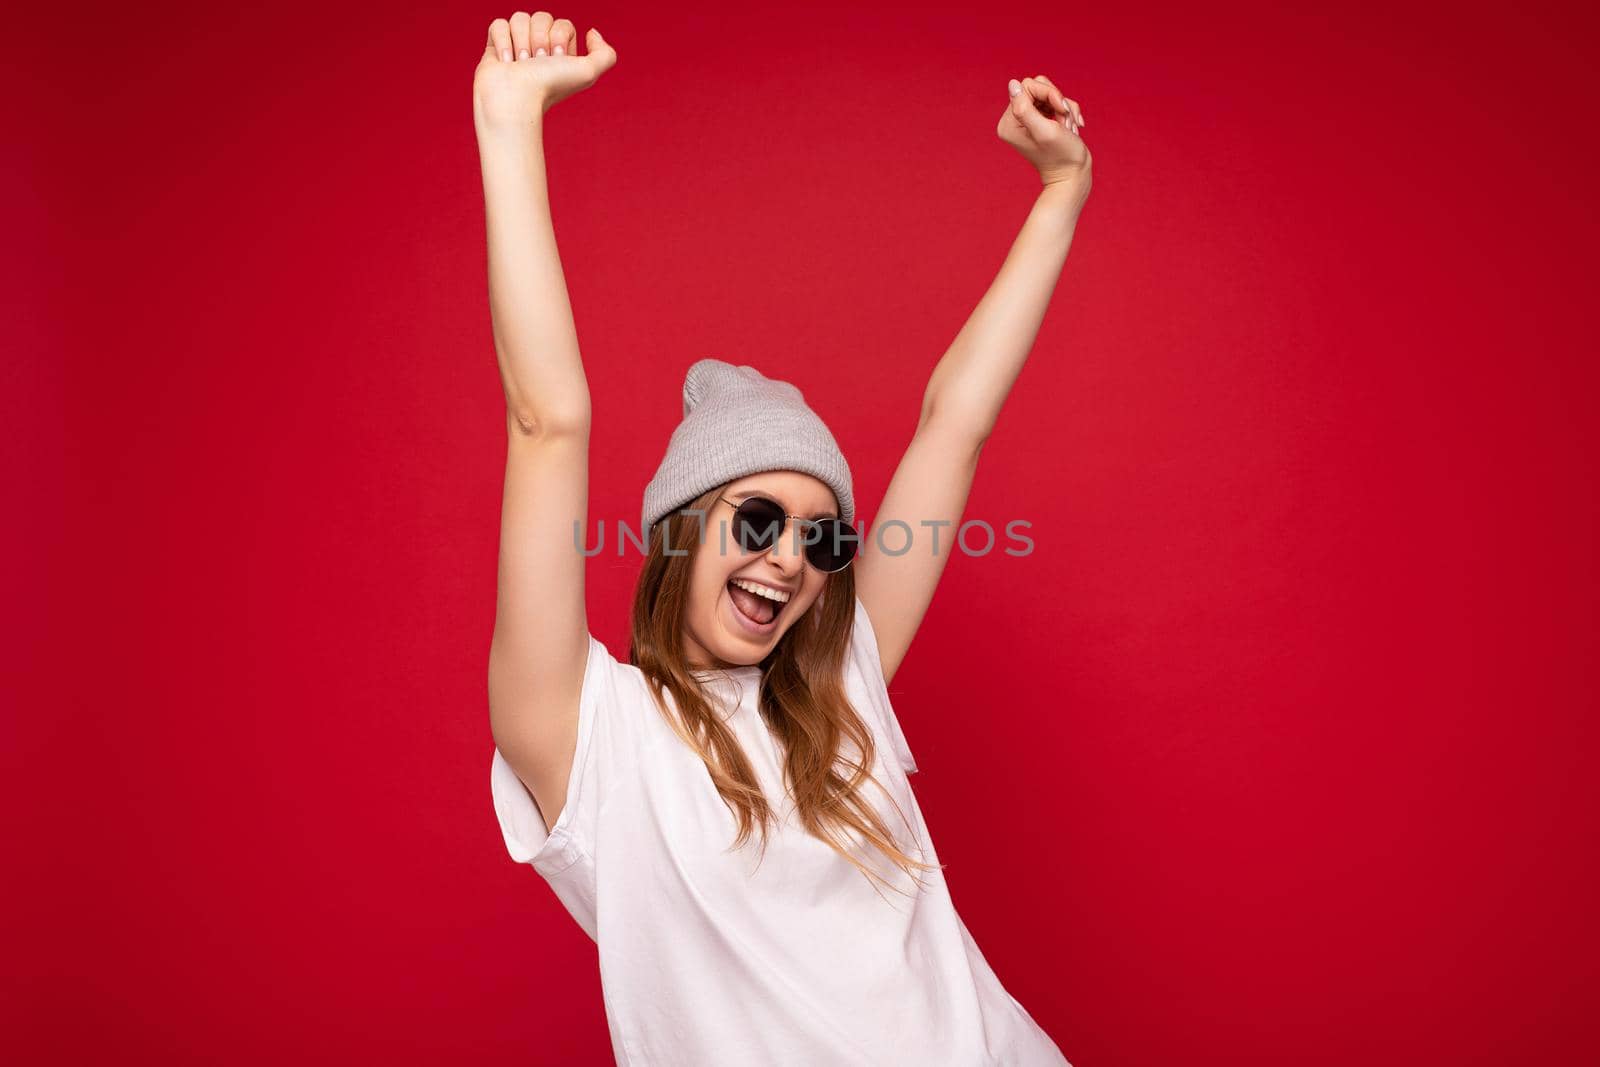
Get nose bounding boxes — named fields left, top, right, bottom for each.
left=762, top=519, right=808, bottom=577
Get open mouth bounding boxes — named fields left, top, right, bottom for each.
left=727, top=577, right=790, bottom=629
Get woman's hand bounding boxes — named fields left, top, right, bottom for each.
left=473, top=11, right=618, bottom=133
left=997, top=75, right=1091, bottom=192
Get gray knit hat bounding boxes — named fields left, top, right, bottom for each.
left=641, top=359, right=855, bottom=536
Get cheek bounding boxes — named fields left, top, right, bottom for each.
left=796, top=579, right=828, bottom=618
left=687, top=557, right=729, bottom=613
left=689, top=541, right=740, bottom=600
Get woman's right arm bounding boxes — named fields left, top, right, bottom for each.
left=474, top=12, right=617, bottom=834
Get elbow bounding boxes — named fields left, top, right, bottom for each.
left=504, top=377, right=591, bottom=440
left=507, top=401, right=591, bottom=441
left=916, top=396, right=993, bottom=449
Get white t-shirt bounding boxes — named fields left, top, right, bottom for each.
left=490, top=595, right=1071, bottom=1065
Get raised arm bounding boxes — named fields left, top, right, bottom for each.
left=856, top=76, right=1091, bottom=686
left=475, top=12, right=617, bottom=833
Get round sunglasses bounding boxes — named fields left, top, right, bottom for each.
left=717, top=495, right=859, bottom=573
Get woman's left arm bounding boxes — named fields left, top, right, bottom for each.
left=856, top=77, right=1091, bottom=686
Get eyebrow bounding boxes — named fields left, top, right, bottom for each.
left=736, top=488, right=838, bottom=521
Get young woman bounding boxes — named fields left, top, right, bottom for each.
left=475, top=12, right=1091, bottom=1065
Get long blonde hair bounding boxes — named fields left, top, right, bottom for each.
left=628, top=484, right=944, bottom=900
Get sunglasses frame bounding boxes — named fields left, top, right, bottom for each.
left=716, top=494, right=859, bottom=573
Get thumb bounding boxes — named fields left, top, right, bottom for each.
left=585, top=27, right=618, bottom=74
left=1008, top=79, right=1054, bottom=141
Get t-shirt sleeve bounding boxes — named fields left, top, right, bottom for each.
left=848, top=595, right=919, bottom=776
left=489, top=632, right=641, bottom=940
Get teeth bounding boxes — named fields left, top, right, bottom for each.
left=731, top=577, right=791, bottom=604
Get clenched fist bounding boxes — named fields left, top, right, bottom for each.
left=473, top=11, right=618, bottom=132
left=998, top=75, right=1091, bottom=192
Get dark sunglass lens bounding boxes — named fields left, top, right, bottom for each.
left=734, top=498, right=786, bottom=551
left=806, top=520, right=859, bottom=572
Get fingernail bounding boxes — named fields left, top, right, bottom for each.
left=536, top=46, right=546, bottom=56
left=518, top=48, right=529, bottom=60
left=554, top=44, right=565, bottom=55
left=501, top=48, right=511, bottom=62
left=1008, top=79, right=1021, bottom=96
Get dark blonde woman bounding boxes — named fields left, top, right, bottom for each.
left=476, top=12, right=1091, bottom=1064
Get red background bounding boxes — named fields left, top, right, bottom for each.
left=9, top=2, right=1596, bottom=1064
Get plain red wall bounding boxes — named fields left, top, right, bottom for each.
left=9, top=1, right=1596, bottom=1063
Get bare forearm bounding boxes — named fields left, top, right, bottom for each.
left=921, top=179, right=1088, bottom=440
left=477, top=119, right=590, bottom=435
